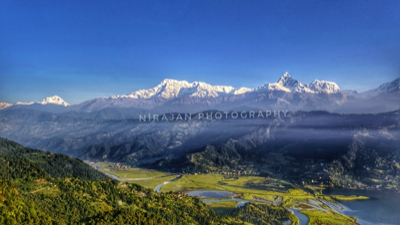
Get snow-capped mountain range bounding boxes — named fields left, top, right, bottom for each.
left=12, top=95, right=69, bottom=107
left=1, top=72, right=399, bottom=113
left=109, top=72, right=341, bottom=100
left=110, top=79, right=252, bottom=100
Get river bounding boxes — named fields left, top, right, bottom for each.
left=154, top=176, right=181, bottom=192
left=287, top=208, right=309, bottom=225
left=186, top=190, right=233, bottom=198
left=103, top=172, right=121, bottom=180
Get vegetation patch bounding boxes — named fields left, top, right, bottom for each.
left=206, top=201, right=238, bottom=215
left=300, top=210, right=358, bottom=225
left=332, top=195, right=369, bottom=201
left=295, top=203, right=315, bottom=209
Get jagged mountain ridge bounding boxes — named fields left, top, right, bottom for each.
left=0, top=102, right=12, bottom=110
left=69, top=72, right=395, bottom=114
left=4, top=95, right=69, bottom=109
left=1, top=73, right=399, bottom=113
left=270, top=72, right=340, bottom=94
left=121, top=79, right=252, bottom=99
left=112, top=72, right=340, bottom=99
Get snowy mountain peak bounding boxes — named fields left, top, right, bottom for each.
left=277, top=72, right=294, bottom=85
left=12, top=95, right=69, bottom=107
left=278, top=71, right=290, bottom=79
left=15, top=101, right=35, bottom=106
left=309, top=80, right=340, bottom=94
left=276, top=72, right=311, bottom=93
left=256, top=73, right=341, bottom=94
left=377, top=77, right=400, bottom=93
left=161, top=78, right=175, bottom=84
left=358, top=77, right=400, bottom=98
left=40, top=95, right=69, bottom=106
left=160, top=78, right=189, bottom=86
left=0, top=102, right=12, bottom=110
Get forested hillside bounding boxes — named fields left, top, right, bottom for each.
left=0, top=138, right=225, bottom=224
left=0, top=138, right=293, bottom=225
left=0, top=138, right=108, bottom=181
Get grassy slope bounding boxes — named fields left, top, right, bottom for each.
left=90, top=161, right=169, bottom=179
left=111, top=168, right=166, bottom=179
left=300, top=210, right=358, bottom=225
left=89, top=161, right=177, bottom=189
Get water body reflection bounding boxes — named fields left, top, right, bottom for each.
left=323, top=189, right=400, bottom=225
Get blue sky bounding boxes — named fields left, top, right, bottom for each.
left=1, top=0, right=400, bottom=104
